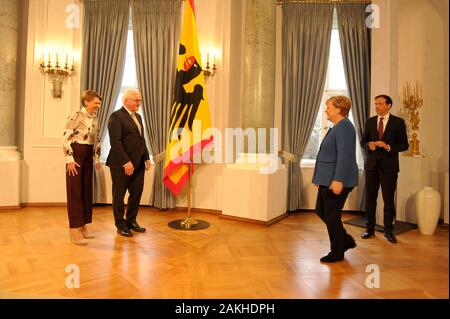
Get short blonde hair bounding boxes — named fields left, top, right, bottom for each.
left=326, top=96, right=352, bottom=117
left=122, top=89, right=141, bottom=105
left=81, top=90, right=102, bottom=106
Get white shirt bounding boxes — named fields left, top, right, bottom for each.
left=81, top=107, right=95, bottom=130
left=124, top=106, right=142, bottom=136
left=62, top=107, right=100, bottom=164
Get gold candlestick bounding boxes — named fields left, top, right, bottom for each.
left=402, top=81, right=423, bottom=156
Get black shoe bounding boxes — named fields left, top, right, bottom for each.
left=127, top=221, right=146, bottom=233
left=320, top=253, right=344, bottom=263
left=361, top=229, right=375, bottom=239
left=344, top=236, right=356, bottom=252
left=117, top=227, right=133, bottom=237
left=384, top=232, right=397, bottom=244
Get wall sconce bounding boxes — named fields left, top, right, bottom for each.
left=202, top=50, right=217, bottom=79
left=39, top=52, right=75, bottom=98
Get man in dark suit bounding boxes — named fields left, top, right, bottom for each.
left=106, top=89, right=152, bottom=237
left=360, top=95, right=409, bottom=243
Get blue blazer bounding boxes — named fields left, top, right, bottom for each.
left=312, top=118, right=359, bottom=187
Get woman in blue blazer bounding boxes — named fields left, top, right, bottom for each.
left=312, top=96, right=359, bottom=263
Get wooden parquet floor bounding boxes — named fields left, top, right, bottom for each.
left=0, top=206, right=448, bottom=299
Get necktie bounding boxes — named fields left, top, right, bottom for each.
left=378, top=117, right=384, bottom=140
left=131, top=113, right=142, bottom=136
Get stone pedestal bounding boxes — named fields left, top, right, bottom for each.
left=0, top=147, right=21, bottom=207
left=445, top=173, right=449, bottom=224
left=222, top=154, right=287, bottom=223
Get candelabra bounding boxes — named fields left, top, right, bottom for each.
left=402, top=81, right=423, bottom=156
left=202, top=52, right=217, bottom=79
left=39, top=52, right=75, bottom=98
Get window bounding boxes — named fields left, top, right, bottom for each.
left=302, top=10, right=363, bottom=167
left=100, top=13, right=151, bottom=163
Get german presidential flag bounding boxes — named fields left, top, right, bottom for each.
left=163, top=0, right=213, bottom=195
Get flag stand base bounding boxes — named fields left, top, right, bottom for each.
left=168, top=218, right=210, bottom=230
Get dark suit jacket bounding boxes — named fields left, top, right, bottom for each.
left=360, top=114, right=409, bottom=174
left=106, top=107, right=150, bottom=169
left=312, top=118, right=359, bottom=188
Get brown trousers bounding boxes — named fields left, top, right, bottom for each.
left=66, top=143, right=94, bottom=228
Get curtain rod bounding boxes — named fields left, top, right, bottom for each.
left=277, top=0, right=371, bottom=5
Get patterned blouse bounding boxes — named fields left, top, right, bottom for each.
left=62, top=107, right=101, bottom=164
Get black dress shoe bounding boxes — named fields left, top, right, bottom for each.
left=117, top=227, right=133, bottom=237
left=320, top=253, right=344, bottom=263
left=127, top=221, right=146, bottom=233
left=361, top=229, right=375, bottom=239
left=384, top=232, right=397, bottom=244
left=344, top=236, right=357, bottom=252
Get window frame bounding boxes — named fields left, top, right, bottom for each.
left=99, top=14, right=153, bottom=164
left=300, top=14, right=363, bottom=169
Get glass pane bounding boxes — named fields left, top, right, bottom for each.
left=302, top=11, right=351, bottom=164
left=328, top=58, right=347, bottom=90
left=330, top=30, right=342, bottom=58
left=327, top=26, right=347, bottom=90
left=122, top=57, right=137, bottom=87
left=126, top=30, right=134, bottom=55
left=302, top=111, right=321, bottom=160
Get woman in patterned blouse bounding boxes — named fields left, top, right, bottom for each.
left=63, top=90, right=102, bottom=245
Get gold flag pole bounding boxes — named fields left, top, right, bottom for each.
left=167, top=162, right=210, bottom=231
left=180, top=164, right=198, bottom=229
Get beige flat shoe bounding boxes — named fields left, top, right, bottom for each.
left=82, top=232, right=95, bottom=239
left=70, top=237, right=88, bottom=245
left=81, top=226, right=95, bottom=239
left=69, top=228, right=88, bottom=245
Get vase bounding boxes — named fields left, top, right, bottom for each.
left=416, top=186, right=441, bottom=235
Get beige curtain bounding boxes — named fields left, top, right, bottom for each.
left=282, top=3, right=334, bottom=211
left=81, top=0, right=130, bottom=203
left=131, top=0, right=181, bottom=209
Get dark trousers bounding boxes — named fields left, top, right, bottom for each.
left=316, top=186, right=353, bottom=257
left=66, top=143, right=93, bottom=228
left=110, top=159, right=145, bottom=229
left=365, top=165, right=398, bottom=233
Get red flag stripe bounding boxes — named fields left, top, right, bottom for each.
left=163, top=136, right=214, bottom=195
left=189, top=0, right=195, bottom=15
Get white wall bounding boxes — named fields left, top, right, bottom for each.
left=396, top=0, right=449, bottom=221
left=21, top=0, right=81, bottom=203
left=375, top=0, right=449, bottom=221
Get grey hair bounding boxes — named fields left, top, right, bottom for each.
left=122, top=89, right=141, bottom=104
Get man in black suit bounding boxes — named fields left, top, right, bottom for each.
left=360, top=95, right=409, bottom=243
left=106, top=89, right=152, bottom=237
